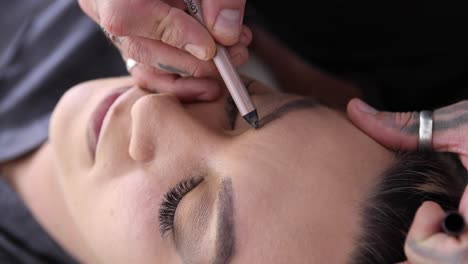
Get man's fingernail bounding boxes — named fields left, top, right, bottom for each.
left=356, top=99, right=378, bottom=115
left=214, top=9, right=241, bottom=40
left=185, top=44, right=207, bottom=60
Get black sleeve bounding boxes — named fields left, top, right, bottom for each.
left=247, top=0, right=468, bottom=111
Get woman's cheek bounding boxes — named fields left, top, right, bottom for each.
left=73, top=172, right=171, bottom=263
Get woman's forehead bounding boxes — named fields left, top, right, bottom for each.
left=214, top=115, right=394, bottom=263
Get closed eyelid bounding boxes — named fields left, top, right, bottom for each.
left=172, top=178, right=234, bottom=263
left=159, top=177, right=204, bottom=237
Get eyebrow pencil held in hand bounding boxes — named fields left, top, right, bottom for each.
left=442, top=211, right=466, bottom=237
left=184, top=0, right=259, bottom=129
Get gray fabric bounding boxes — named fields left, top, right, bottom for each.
left=0, top=0, right=126, bottom=263
left=0, top=0, right=126, bottom=162
left=0, top=178, right=77, bottom=264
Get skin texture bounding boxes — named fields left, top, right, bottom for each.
left=78, top=0, right=250, bottom=100
left=1, top=77, right=394, bottom=263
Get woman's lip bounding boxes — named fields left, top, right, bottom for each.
left=87, top=87, right=130, bottom=159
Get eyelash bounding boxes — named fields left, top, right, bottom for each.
left=158, top=177, right=204, bottom=236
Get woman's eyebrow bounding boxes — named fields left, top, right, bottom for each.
left=213, top=178, right=235, bottom=263
left=260, top=98, right=321, bottom=127
left=211, top=98, right=318, bottom=259
left=173, top=178, right=234, bottom=262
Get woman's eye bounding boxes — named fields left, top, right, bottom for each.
left=225, top=96, right=239, bottom=130
left=158, top=177, right=204, bottom=237
left=225, top=83, right=258, bottom=130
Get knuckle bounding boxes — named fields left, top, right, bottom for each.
left=125, top=39, right=151, bottom=65
left=235, top=49, right=249, bottom=65
left=160, top=25, right=184, bottom=48
left=154, top=9, right=185, bottom=48
left=188, top=62, right=203, bottom=77
left=186, top=60, right=216, bottom=77
left=100, top=12, right=126, bottom=36
left=395, top=111, right=418, bottom=132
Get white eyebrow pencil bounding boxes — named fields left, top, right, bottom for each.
left=183, top=0, right=259, bottom=128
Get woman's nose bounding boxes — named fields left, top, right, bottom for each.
left=128, top=93, right=223, bottom=162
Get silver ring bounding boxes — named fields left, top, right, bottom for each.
left=418, top=110, right=433, bottom=151
left=126, top=58, right=138, bottom=73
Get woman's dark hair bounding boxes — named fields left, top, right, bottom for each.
left=351, top=151, right=468, bottom=263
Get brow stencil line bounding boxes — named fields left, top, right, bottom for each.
left=260, top=98, right=320, bottom=127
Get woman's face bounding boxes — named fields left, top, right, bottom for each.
left=49, top=77, right=393, bottom=263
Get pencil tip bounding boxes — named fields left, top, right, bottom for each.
left=442, top=211, right=465, bottom=236
left=243, top=110, right=259, bottom=129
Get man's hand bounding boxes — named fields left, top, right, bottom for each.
left=78, top=0, right=250, bottom=101
left=347, top=99, right=468, bottom=168
left=348, top=98, right=468, bottom=263
left=396, top=186, right=468, bottom=264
